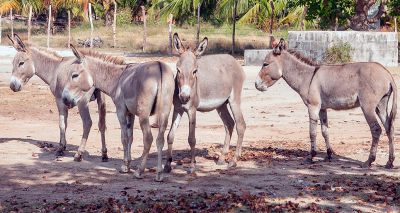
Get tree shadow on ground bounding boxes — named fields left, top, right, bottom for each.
left=0, top=139, right=399, bottom=212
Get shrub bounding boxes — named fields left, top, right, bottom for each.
left=323, top=41, right=353, bottom=64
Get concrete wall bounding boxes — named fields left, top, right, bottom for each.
left=288, top=31, right=398, bottom=67
left=244, top=49, right=272, bottom=66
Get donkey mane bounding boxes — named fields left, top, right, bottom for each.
left=287, top=49, right=319, bottom=67
left=29, top=45, right=63, bottom=61
left=78, top=49, right=125, bottom=65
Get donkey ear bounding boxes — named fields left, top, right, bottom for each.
left=7, top=34, right=15, bottom=45
left=195, top=37, right=208, bottom=57
left=14, top=34, right=27, bottom=52
left=173, top=33, right=185, bottom=54
left=70, top=44, right=84, bottom=62
left=273, top=38, right=286, bottom=55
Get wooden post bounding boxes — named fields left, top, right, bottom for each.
left=68, top=10, right=71, bottom=48
left=299, top=6, right=308, bottom=30
left=0, top=14, right=2, bottom=44
left=89, top=3, right=94, bottom=48
left=10, top=8, right=13, bottom=39
left=47, top=5, right=51, bottom=48
left=269, top=0, right=274, bottom=35
left=141, top=6, right=146, bottom=52
left=196, top=2, right=201, bottom=45
left=113, top=0, right=117, bottom=48
left=28, top=6, right=32, bottom=42
left=232, top=0, right=237, bottom=55
left=168, top=14, right=173, bottom=55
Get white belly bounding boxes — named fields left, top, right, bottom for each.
left=197, top=98, right=228, bottom=111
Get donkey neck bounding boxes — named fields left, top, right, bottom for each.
left=29, top=47, right=62, bottom=85
left=85, top=57, right=126, bottom=97
left=281, top=51, right=318, bottom=96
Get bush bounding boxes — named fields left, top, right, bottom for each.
left=323, top=41, right=353, bottom=64
left=117, top=8, right=132, bottom=25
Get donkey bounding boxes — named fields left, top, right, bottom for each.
left=255, top=38, right=397, bottom=168
left=163, top=33, right=246, bottom=174
left=62, top=46, right=174, bottom=181
left=8, top=34, right=108, bottom=162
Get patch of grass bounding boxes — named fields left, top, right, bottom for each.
left=323, top=41, right=353, bottom=64
left=1, top=20, right=291, bottom=54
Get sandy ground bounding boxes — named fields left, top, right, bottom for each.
left=0, top=54, right=399, bottom=212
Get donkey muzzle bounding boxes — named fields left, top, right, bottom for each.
left=62, top=88, right=77, bottom=109
left=179, top=85, right=191, bottom=104
left=255, top=76, right=268, bottom=92
left=10, top=76, right=22, bottom=92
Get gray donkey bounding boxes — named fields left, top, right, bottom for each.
left=8, top=34, right=108, bottom=162
left=62, top=46, right=175, bottom=181
left=163, top=33, right=247, bottom=174
left=255, top=38, right=397, bottom=169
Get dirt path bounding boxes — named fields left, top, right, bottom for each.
left=0, top=57, right=399, bottom=212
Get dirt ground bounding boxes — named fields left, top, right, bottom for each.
left=0, top=55, right=399, bottom=212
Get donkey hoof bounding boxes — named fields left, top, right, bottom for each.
left=385, top=162, right=394, bottom=169
left=163, top=165, right=172, bottom=173
left=55, top=150, right=64, bottom=157
left=227, top=161, right=237, bottom=168
left=119, top=165, right=130, bottom=173
left=134, top=170, right=143, bottom=179
left=323, top=156, right=332, bottom=162
left=217, top=158, right=227, bottom=165
left=187, top=167, right=196, bottom=174
left=155, top=173, right=164, bottom=182
left=73, top=154, right=82, bottom=162
left=361, top=161, right=372, bottom=168
left=101, top=154, right=109, bottom=162
left=303, top=157, right=314, bottom=164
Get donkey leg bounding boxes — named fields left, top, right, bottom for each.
left=187, top=109, right=197, bottom=174
left=96, top=91, right=108, bottom=162
left=116, top=110, right=131, bottom=173
left=319, top=109, right=334, bottom=161
left=216, top=104, right=234, bottom=165
left=375, top=96, right=394, bottom=169
left=155, top=113, right=169, bottom=182
left=74, top=103, right=92, bottom=162
left=56, top=101, right=68, bottom=156
left=361, top=107, right=382, bottom=168
left=134, top=116, right=153, bottom=179
left=164, top=109, right=184, bottom=173
left=228, top=101, right=246, bottom=168
left=306, top=106, right=320, bottom=163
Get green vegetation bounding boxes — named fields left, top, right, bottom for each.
left=323, top=41, right=353, bottom=64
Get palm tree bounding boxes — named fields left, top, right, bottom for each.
left=149, top=0, right=208, bottom=24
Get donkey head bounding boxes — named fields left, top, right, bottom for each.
left=173, top=33, right=208, bottom=104
left=62, top=45, right=94, bottom=108
left=255, top=38, right=286, bottom=91
left=8, top=34, right=34, bottom=92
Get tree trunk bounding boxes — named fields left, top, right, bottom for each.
left=269, top=0, right=274, bottom=35
left=299, top=6, right=308, bottom=30
left=196, top=3, right=201, bottom=45
left=89, top=3, right=94, bottom=48
left=0, top=14, right=2, bottom=44
left=68, top=10, right=71, bottom=48
left=350, top=0, right=386, bottom=31
left=10, top=8, right=13, bottom=39
left=47, top=5, right=51, bottom=48
left=113, top=0, right=117, bottom=48
left=141, top=6, right=146, bottom=52
left=168, top=14, right=173, bottom=55
left=232, top=0, right=237, bottom=55
left=28, top=6, right=32, bottom=42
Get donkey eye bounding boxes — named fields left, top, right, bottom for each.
left=193, top=69, right=197, bottom=74
left=72, top=73, right=79, bottom=79
left=263, top=62, right=269, bottom=67
left=18, top=61, right=25, bottom=66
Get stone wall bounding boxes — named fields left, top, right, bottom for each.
left=288, top=31, right=398, bottom=67
left=244, top=49, right=273, bottom=66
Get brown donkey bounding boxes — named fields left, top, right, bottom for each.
left=62, top=46, right=174, bottom=181
left=163, top=33, right=246, bottom=174
left=8, top=34, right=108, bottom=162
left=255, top=38, right=397, bottom=168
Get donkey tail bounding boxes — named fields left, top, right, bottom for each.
left=389, top=80, right=397, bottom=133
left=157, top=61, right=164, bottom=128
